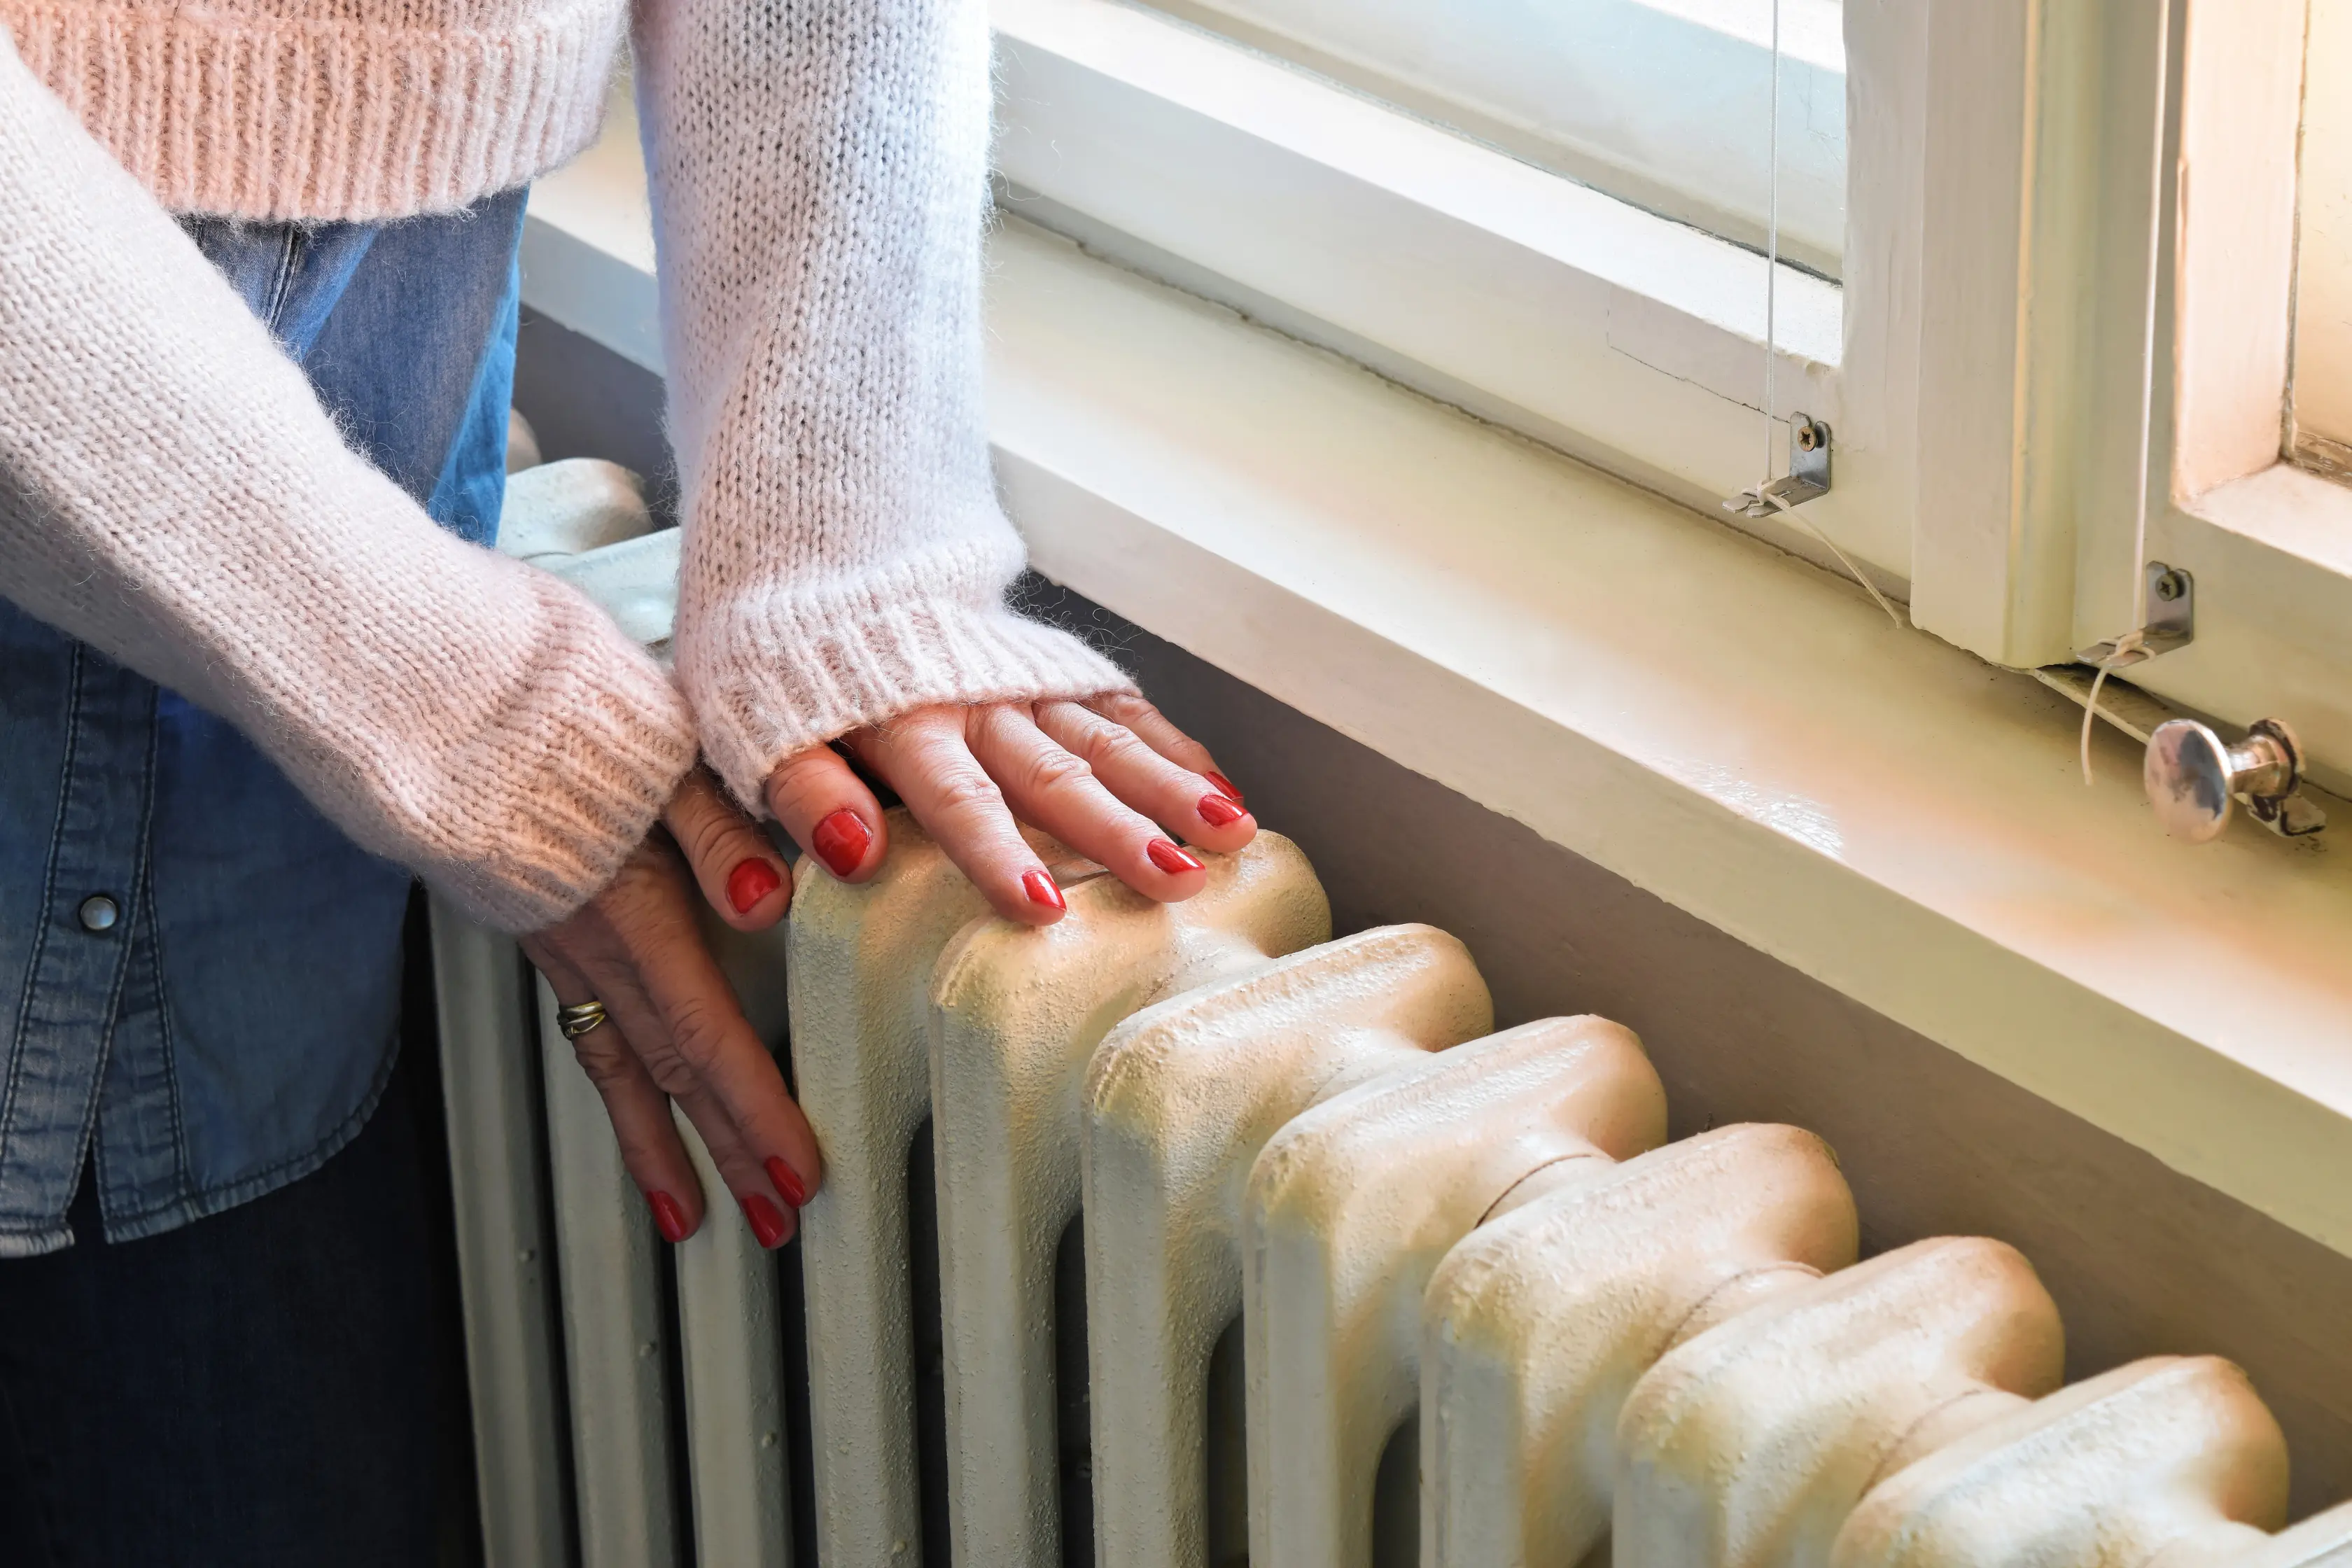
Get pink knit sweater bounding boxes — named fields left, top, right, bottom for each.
left=0, top=0, right=1132, bottom=931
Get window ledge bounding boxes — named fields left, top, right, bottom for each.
left=521, top=130, right=2352, bottom=1262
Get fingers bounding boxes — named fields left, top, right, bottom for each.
left=522, top=932, right=706, bottom=1242
left=850, top=707, right=1070, bottom=925
left=528, top=838, right=825, bottom=1251
left=664, top=768, right=792, bottom=930
left=765, top=743, right=888, bottom=885
left=1082, top=692, right=1244, bottom=806
left=1033, top=699, right=1256, bottom=855
left=967, top=705, right=1210, bottom=901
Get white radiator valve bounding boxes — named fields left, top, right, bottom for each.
left=1830, top=1355, right=2290, bottom=1568
left=1083, top=923, right=1494, bottom=1568
left=1614, top=1234, right=2066, bottom=1568
left=1244, top=1014, right=1670, bottom=1568
left=931, top=832, right=1331, bottom=1567
left=1421, top=1122, right=1860, bottom=1568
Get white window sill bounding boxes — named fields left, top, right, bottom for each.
left=518, top=115, right=2352, bottom=1262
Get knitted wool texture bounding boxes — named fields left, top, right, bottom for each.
left=0, top=0, right=1133, bottom=924
left=636, top=0, right=1132, bottom=807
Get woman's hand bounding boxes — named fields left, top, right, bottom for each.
left=521, top=769, right=816, bottom=1250
left=761, top=693, right=1253, bottom=922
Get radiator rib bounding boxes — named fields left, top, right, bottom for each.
left=1084, top=924, right=1493, bottom=1568
left=929, top=834, right=1330, bottom=1565
left=1421, top=1123, right=1859, bottom=1568
left=1244, top=1016, right=1669, bottom=1567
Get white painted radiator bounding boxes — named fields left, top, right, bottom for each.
left=433, top=455, right=2352, bottom=1568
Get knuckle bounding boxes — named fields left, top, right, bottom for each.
left=930, top=764, right=1007, bottom=819
left=572, top=1042, right=638, bottom=1092
left=664, top=997, right=732, bottom=1074
left=1021, top=746, right=1096, bottom=797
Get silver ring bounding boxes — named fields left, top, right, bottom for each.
left=556, top=1000, right=609, bottom=1040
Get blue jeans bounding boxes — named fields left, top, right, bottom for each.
left=0, top=189, right=527, bottom=1562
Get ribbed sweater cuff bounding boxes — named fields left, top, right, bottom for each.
left=679, top=549, right=1137, bottom=814
left=4, top=0, right=622, bottom=221
left=419, top=573, right=699, bottom=931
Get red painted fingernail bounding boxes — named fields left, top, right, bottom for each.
left=1023, top=869, right=1065, bottom=911
left=1204, top=771, right=1244, bottom=804
left=811, top=809, right=872, bottom=880
left=740, top=1193, right=788, bottom=1250
left=1197, top=793, right=1247, bottom=827
left=726, top=858, right=783, bottom=913
left=648, top=1191, right=690, bottom=1245
left=765, top=1156, right=809, bottom=1209
left=1147, top=838, right=1205, bottom=874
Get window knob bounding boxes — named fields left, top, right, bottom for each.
left=2143, top=717, right=2323, bottom=842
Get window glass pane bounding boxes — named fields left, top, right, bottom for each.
left=2294, top=1, right=2352, bottom=481
left=1150, top=0, right=1847, bottom=277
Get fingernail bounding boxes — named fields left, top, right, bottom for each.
left=812, top=809, right=872, bottom=880
left=1204, top=771, right=1244, bottom=805
left=740, top=1193, right=788, bottom=1250
left=1147, top=838, right=1205, bottom=874
left=648, top=1191, right=690, bottom=1245
left=727, top=858, right=783, bottom=913
left=1023, top=869, right=1066, bottom=911
left=1197, top=793, right=1247, bottom=828
left=765, top=1155, right=808, bottom=1208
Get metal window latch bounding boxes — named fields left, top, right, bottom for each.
left=2146, top=716, right=2328, bottom=841
left=1725, top=414, right=1831, bottom=519
left=2076, top=561, right=2194, bottom=669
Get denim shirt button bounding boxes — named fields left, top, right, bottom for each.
left=76, top=895, right=120, bottom=933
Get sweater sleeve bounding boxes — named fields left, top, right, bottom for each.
left=632, top=0, right=1136, bottom=813
left=0, top=37, right=698, bottom=934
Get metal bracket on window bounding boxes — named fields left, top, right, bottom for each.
left=1724, top=414, right=1831, bottom=519
left=2075, top=561, right=2194, bottom=670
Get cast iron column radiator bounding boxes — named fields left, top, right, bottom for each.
left=430, top=456, right=2352, bottom=1568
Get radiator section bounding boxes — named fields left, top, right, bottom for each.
left=1084, top=925, right=1492, bottom=1568
left=1245, top=1017, right=1667, bottom=1567
left=929, top=834, right=1330, bottom=1564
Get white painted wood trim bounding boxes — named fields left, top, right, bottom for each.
left=990, top=0, right=1917, bottom=584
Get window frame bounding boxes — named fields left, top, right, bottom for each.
left=1910, top=0, right=2352, bottom=793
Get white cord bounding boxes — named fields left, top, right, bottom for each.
left=1758, top=0, right=1903, bottom=633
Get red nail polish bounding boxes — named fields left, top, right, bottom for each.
left=765, top=1156, right=809, bottom=1209
left=1023, top=869, right=1066, bottom=911
left=648, top=1191, right=690, bottom=1245
left=1204, top=771, right=1244, bottom=805
left=811, top=809, right=872, bottom=880
left=1147, top=838, right=1205, bottom=874
left=1197, top=793, right=1247, bottom=828
left=726, top=858, right=783, bottom=913
left=740, top=1193, right=788, bottom=1250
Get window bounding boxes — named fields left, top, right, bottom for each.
left=1145, top=0, right=1849, bottom=276
left=991, top=0, right=2352, bottom=790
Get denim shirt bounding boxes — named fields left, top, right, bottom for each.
left=0, top=190, right=527, bottom=1256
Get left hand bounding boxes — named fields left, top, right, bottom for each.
left=521, top=769, right=816, bottom=1249
left=761, top=693, right=1254, bottom=925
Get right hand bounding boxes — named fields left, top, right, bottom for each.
left=521, top=769, right=818, bottom=1249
